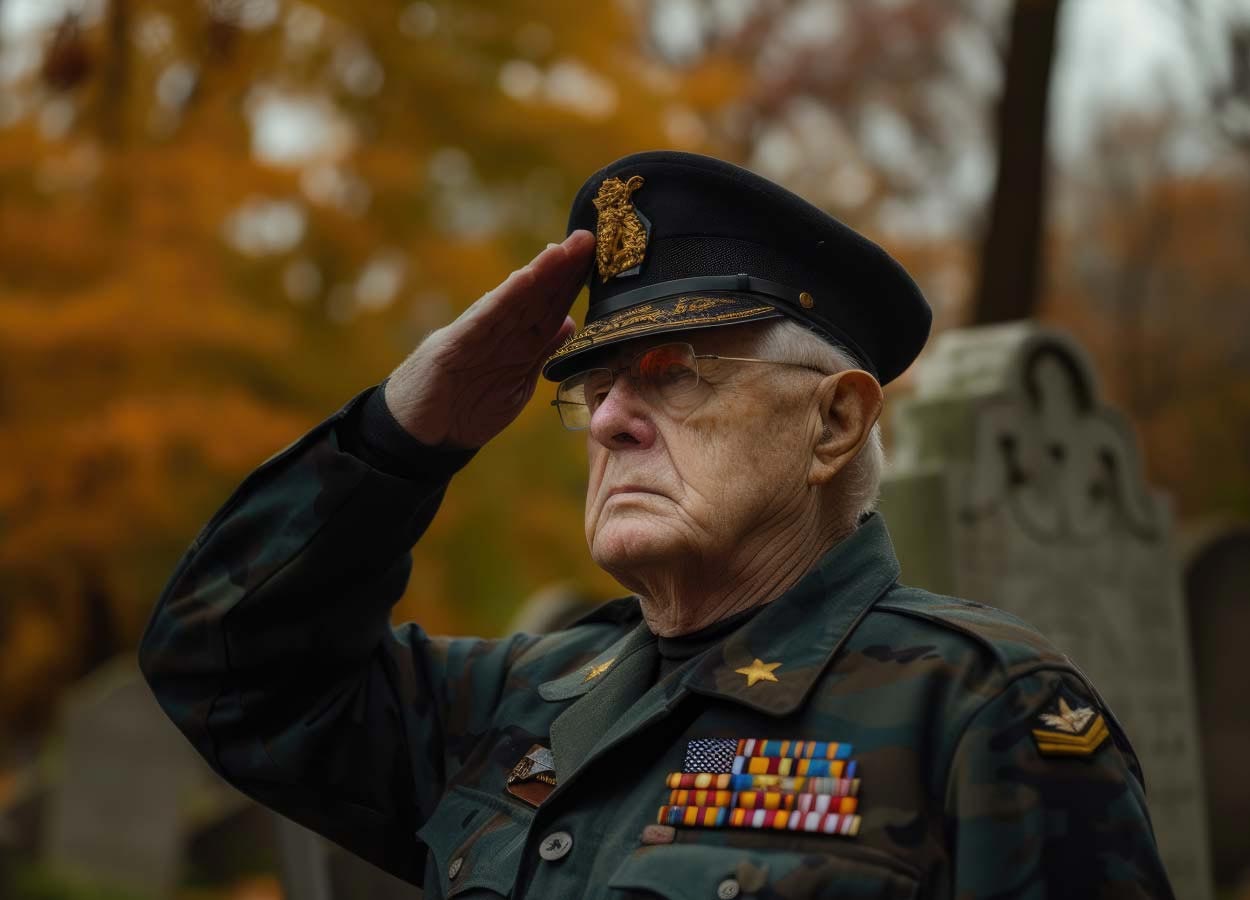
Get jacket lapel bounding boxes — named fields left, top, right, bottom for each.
left=545, top=621, right=657, bottom=778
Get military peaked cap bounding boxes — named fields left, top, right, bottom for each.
left=540, top=150, right=932, bottom=385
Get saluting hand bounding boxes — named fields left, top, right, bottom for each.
left=383, top=230, right=596, bottom=449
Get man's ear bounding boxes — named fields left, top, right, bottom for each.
left=809, top=369, right=883, bottom=486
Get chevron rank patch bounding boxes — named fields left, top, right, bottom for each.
left=656, top=737, right=862, bottom=837
left=1032, top=690, right=1110, bottom=757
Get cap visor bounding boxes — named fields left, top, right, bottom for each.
left=542, top=294, right=782, bottom=381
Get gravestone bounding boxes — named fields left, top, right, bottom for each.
left=1182, top=522, right=1250, bottom=889
left=880, top=323, right=1213, bottom=900
left=274, top=816, right=333, bottom=900
left=507, top=583, right=597, bottom=635
left=43, top=657, right=198, bottom=897
left=274, top=815, right=416, bottom=900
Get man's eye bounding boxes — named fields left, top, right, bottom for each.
left=652, top=363, right=696, bottom=387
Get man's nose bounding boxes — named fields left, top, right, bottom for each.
left=588, top=375, right=657, bottom=450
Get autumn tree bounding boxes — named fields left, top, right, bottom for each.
left=0, top=0, right=746, bottom=746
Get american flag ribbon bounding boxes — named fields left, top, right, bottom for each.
left=661, top=738, right=863, bottom=838
left=681, top=738, right=738, bottom=774
left=665, top=773, right=862, bottom=795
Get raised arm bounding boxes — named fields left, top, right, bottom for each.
left=139, top=231, right=594, bottom=884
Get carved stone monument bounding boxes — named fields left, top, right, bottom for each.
left=275, top=815, right=414, bottom=900
left=880, top=323, right=1213, bottom=900
left=43, top=657, right=194, bottom=897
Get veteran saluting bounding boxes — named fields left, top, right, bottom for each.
left=141, top=152, right=1174, bottom=899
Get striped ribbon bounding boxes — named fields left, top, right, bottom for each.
left=666, top=773, right=861, bottom=795
left=731, top=756, right=856, bottom=778
left=668, top=789, right=733, bottom=807
left=658, top=805, right=861, bottom=836
left=666, top=790, right=858, bottom=814
left=736, top=739, right=853, bottom=760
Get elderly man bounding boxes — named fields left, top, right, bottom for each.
left=141, top=152, right=1173, bottom=899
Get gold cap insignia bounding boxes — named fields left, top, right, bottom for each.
left=1032, top=694, right=1109, bottom=757
left=593, top=175, right=648, bottom=281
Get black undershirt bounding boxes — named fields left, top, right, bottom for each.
left=656, top=604, right=764, bottom=681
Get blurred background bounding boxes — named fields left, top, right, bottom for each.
left=1, top=0, right=1248, bottom=897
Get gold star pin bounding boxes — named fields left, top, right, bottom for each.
left=583, top=657, right=616, bottom=682
left=734, top=658, right=782, bottom=687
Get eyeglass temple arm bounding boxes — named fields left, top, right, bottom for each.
left=695, top=354, right=827, bottom=374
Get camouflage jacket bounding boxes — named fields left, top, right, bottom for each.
left=140, top=390, right=1174, bottom=899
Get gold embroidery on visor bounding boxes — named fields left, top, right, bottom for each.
left=547, top=297, right=776, bottom=361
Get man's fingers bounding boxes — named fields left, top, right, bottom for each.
left=527, top=229, right=595, bottom=287
left=540, top=316, right=577, bottom=361
left=528, top=315, right=578, bottom=382
left=473, top=230, right=594, bottom=328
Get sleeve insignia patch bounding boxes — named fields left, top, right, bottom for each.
left=593, top=175, right=649, bottom=281
left=1032, top=692, right=1110, bottom=757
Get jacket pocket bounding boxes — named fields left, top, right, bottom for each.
left=607, top=843, right=919, bottom=900
left=418, top=784, right=533, bottom=898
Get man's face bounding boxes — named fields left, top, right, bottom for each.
left=581, top=324, right=820, bottom=590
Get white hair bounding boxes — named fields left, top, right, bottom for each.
left=749, top=317, right=886, bottom=529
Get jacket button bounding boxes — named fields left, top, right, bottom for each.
left=717, top=878, right=741, bottom=899
left=539, top=830, right=573, bottom=861
left=448, top=856, right=464, bottom=880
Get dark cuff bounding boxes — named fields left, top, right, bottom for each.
left=338, top=382, right=477, bottom=481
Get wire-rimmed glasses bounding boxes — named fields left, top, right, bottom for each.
left=551, top=341, right=827, bottom=431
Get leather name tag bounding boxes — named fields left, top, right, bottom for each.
left=506, top=744, right=557, bottom=809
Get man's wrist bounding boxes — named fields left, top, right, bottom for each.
left=340, top=381, right=477, bottom=480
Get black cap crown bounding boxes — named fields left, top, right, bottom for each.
left=541, top=150, right=931, bottom=384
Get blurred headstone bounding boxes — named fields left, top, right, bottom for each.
left=1182, top=522, right=1250, bottom=890
left=507, top=583, right=598, bottom=635
left=880, top=322, right=1213, bottom=900
left=43, top=657, right=197, bottom=897
left=327, top=841, right=419, bottom=898
left=274, top=814, right=416, bottom=899
left=274, top=816, right=332, bottom=900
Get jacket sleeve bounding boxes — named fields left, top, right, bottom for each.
left=944, top=669, right=1176, bottom=899
left=138, top=388, right=537, bottom=885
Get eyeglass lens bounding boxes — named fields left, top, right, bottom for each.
left=555, top=343, right=702, bottom=429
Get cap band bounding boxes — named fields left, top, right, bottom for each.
left=592, top=274, right=794, bottom=318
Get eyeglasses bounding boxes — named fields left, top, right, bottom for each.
left=551, top=341, right=828, bottom=430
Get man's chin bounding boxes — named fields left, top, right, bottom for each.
left=590, top=520, right=683, bottom=582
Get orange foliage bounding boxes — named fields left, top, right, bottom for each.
left=0, top=0, right=743, bottom=743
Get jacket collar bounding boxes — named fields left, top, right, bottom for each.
left=538, top=618, right=653, bottom=701
left=679, top=513, right=900, bottom=716
left=537, top=514, right=901, bottom=715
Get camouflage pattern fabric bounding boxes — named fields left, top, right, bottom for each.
left=140, top=390, right=1175, bottom=899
